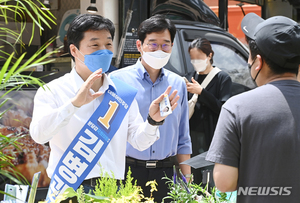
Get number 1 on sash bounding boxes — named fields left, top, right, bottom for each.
left=98, top=101, right=119, bottom=129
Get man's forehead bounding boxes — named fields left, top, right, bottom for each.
left=88, top=36, right=112, bottom=41
left=147, top=38, right=171, bottom=42
left=145, top=30, right=171, bottom=40
left=83, top=30, right=112, bottom=40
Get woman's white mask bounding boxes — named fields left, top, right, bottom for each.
left=142, top=48, right=171, bottom=70
left=191, top=58, right=208, bottom=73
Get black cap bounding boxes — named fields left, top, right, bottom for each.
left=241, top=13, right=300, bottom=69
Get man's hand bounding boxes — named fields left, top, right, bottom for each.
left=186, top=77, right=203, bottom=95
left=71, top=69, right=104, bottom=108
left=148, top=86, right=179, bottom=122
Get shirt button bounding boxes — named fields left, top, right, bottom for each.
left=153, top=151, right=155, bottom=153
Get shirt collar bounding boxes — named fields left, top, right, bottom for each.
left=71, top=68, right=116, bottom=93
left=135, top=58, right=165, bottom=81
left=100, top=73, right=117, bottom=92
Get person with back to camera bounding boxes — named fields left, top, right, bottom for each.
left=29, top=13, right=180, bottom=202
left=206, top=13, right=300, bottom=203
left=185, top=38, right=232, bottom=185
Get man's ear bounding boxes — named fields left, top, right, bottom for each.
left=255, top=54, right=263, bottom=70
left=69, top=44, right=78, bottom=59
left=136, top=40, right=142, bottom=53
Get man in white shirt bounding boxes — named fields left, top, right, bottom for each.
left=29, top=14, right=179, bottom=199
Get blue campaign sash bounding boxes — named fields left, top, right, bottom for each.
left=46, top=77, right=137, bottom=202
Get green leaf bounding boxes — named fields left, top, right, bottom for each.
left=4, top=53, right=26, bottom=84
left=0, top=52, right=14, bottom=84
left=62, top=187, right=78, bottom=198
left=84, top=193, right=108, bottom=201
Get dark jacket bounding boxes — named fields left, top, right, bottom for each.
left=186, top=69, right=232, bottom=151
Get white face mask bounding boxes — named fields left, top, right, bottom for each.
left=191, top=58, right=208, bottom=73
left=142, top=49, right=171, bottom=69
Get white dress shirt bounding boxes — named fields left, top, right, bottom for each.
left=30, top=68, right=159, bottom=180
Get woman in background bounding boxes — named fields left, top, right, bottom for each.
left=185, top=38, right=232, bottom=185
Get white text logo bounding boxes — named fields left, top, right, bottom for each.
left=237, top=187, right=292, bottom=196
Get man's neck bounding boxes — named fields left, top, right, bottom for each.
left=141, top=59, right=161, bottom=83
left=265, top=73, right=297, bottom=84
left=262, top=67, right=297, bottom=85
left=256, top=64, right=297, bottom=86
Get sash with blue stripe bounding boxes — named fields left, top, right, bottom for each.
left=46, top=77, right=137, bottom=202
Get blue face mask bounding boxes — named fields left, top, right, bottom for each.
left=77, top=49, right=113, bottom=73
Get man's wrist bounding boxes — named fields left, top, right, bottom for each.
left=184, top=174, right=192, bottom=178
left=71, top=98, right=81, bottom=108
left=184, top=174, right=193, bottom=182
left=147, top=114, right=165, bottom=126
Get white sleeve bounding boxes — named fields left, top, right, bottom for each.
left=29, top=87, right=78, bottom=144
left=126, top=99, right=160, bottom=151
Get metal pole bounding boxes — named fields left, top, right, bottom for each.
left=237, top=3, right=246, bottom=16
left=219, top=0, right=228, bottom=30
left=114, top=0, right=134, bottom=68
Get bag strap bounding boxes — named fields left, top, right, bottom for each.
left=200, top=67, right=221, bottom=88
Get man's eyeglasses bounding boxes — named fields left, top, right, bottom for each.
left=146, top=42, right=172, bottom=52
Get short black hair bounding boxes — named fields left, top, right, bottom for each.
left=247, top=37, right=298, bottom=75
left=188, top=38, right=214, bottom=64
left=137, top=14, right=176, bottom=43
left=67, top=14, right=115, bottom=61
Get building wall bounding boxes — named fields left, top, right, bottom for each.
left=80, top=0, right=119, bottom=57
left=41, top=0, right=80, bottom=48
left=203, top=1, right=261, bottom=45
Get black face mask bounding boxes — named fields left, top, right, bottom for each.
left=248, top=57, right=261, bottom=83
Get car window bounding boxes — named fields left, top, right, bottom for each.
left=167, top=35, right=185, bottom=75
left=211, top=43, right=256, bottom=89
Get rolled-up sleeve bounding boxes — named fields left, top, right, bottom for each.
left=177, top=83, right=192, bottom=155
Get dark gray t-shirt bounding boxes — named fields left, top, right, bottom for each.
left=206, top=80, right=300, bottom=203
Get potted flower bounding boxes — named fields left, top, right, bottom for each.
left=162, top=166, right=236, bottom=203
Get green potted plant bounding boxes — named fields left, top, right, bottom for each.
left=50, top=167, right=156, bottom=203
left=162, top=166, right=236, bottom=203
